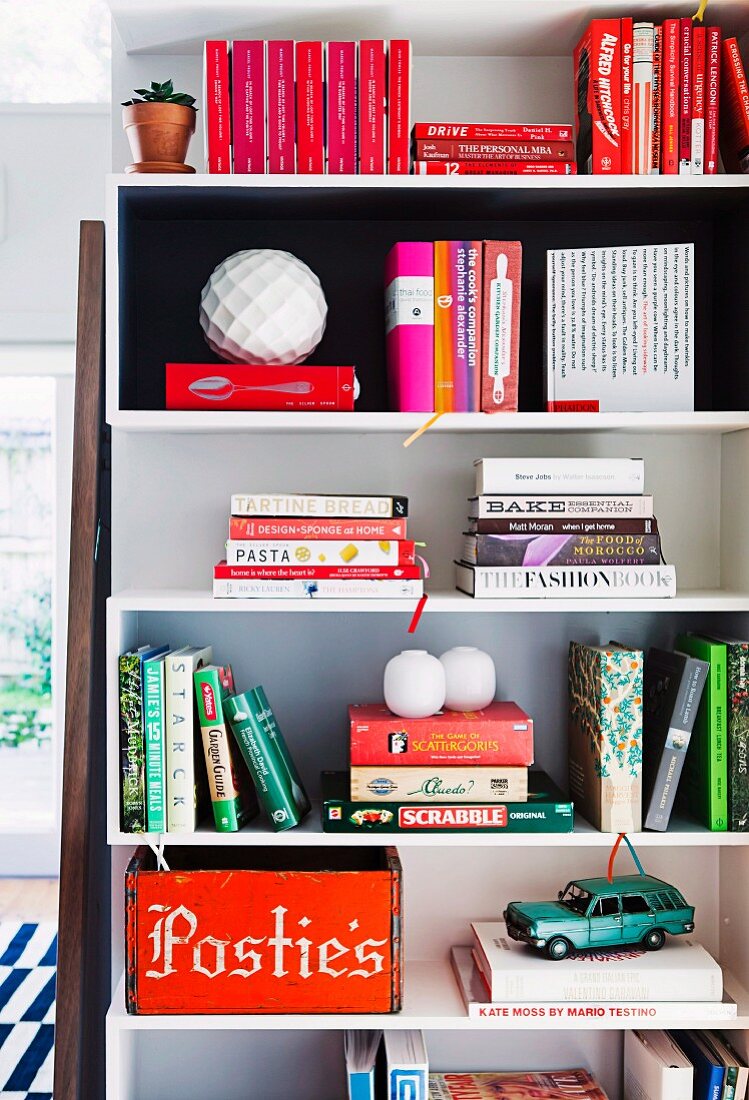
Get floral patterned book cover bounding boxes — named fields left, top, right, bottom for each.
left=568, top=641, right=644, bottom=832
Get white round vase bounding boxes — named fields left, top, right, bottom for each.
left=199, top=248, right=328, bottom=365
left=383, top=650, right=446, bottom=719
left=439, top=646, right=496, bottom=711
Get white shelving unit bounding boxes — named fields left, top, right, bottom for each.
left=104, top=1, right=749, bottom=1097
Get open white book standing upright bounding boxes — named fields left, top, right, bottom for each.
left=624, top=1030, right=693, bottom=1100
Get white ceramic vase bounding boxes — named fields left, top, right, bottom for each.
left=439, top=646, right=496, bottom=711
left=383, top=650, right=446, bottom=719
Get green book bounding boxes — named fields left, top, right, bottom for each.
left=676, top=633, right=728, bottom=830
left=194, top=665, right=258, bottom=832
left=143, top=651, right=169, bottom=833
left=705, top=634, right=749, bottom=832
left=119, top=644, right=168, bottom=833
left=225, top=686, right=311, bottom=832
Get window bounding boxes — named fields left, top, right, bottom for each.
left=559, top=884, right=592, bottom=914
left=622, top=894, right=651, bottom=915
left=591, top=896, right=620, bottom=918
left=0, top=0, right=110, bottom=103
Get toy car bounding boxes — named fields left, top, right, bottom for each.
left=503, top=874, right=695, bottom=960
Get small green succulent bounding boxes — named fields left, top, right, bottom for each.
left=122, top=79, right=197, bottom=108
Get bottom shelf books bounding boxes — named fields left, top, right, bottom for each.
left=624, top=1030, right=749, bottom=1100
left=450, top=945, right=737, bottom=1021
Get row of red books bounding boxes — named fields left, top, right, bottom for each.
left=575, top=18, right=749, bottom=175
left=411, top=122, right=577, bottom=176
left=203, top=39, right=411, bottom=174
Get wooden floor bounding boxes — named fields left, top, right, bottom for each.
left=0, top=878, right=58, bottom=922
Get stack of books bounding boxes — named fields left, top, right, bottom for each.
left=118, top=642, right=310, bottom=834
left=456, top=458, right=676, bottom=600
left=203, top=39, right=411, bottom=174
left=575, top=18, right=749, bottom=175
left=411, top=122, right=576, bottom=175
left=213, top=493, right=423, bottom=599
left=321, top=702, right=576, bottom=835
left=626, top=1029, right=748, bottom=1100
left=451, top=925, right=736, bottom=1020
left=385, top=240, right=521, bottom=413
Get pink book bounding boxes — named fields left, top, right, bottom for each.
left=296, top=41, right=325, bottom=173
left=387, top=40, right=412, bottom=174
left=384, top=243, right=434, bottom=412
left=327, top=42, right=357, bottom=173
left=232, top=41, right=265, bottom=173
left=203, top=40, right=231, bottom=173
left=679, top=16, right=693, bottom=173
left=359, top=40, right=386, bottom=173
left=266, top=41, right=295, bottom=173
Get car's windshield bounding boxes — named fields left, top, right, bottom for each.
left=559, top=883, right=592, bottom=914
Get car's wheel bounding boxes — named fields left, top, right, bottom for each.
left=546, top=936, right=571, bottom=960
left=642, top=928, right=666, bottom=951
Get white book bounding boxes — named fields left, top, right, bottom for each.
left=450, top=946, right=737, bottom=1021
left=456, top=562, right=676, bottom=600
left=624, top=1030, right=693, bottom=1100
left=165, top=645, right=213, bottom=832
left=545, top=244, right=694, bottom=412
left=384, top=1030, right=429, bottom=1100
left=469, top=495, right=655, bottom=520
left=225, top=538, right=408, bottom=566
left=474, top=458, right=645, bottom=496
left=471, top=922, right=723, bottom=1002
left=633, top=24, right=655, bottom=174
left=213, top=577, right=423, bottom=599
left=230, top=493, right=408, bottom=518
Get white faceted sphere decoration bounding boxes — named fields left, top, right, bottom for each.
left=199, top=248, right=328, bottom=365
left=439, top=646, right=496, bottom=711
left=384, top=650, right=446, bottom=719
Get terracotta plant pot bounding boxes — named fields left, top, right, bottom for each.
left=122, top=102, right=196, bottom=171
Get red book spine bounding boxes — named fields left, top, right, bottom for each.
left=266, top=41, right=295, bottom=173
left=621, top=18, right=634, bottom=174
left=573, top=19, right=622, bottom=174
left=415, top=140, right=574, bottom=162
left=231, top=41, right=265, bottom=173
left=413, top=123, right=574, bottom=141
left=691, top=26, right=706, bottom=174
left=721, top=37, right=749, bottom=173
left=359, top=40, right=387, bottom=173
left=679, top=17, right=693, bottom=173
left=214, top=562, right=421, bottom=580
left=387, top=40, right=411, bottom=174
left=228, top=517, right=408, bottom=540
left=165, top=364, right=357, bottom=411
left=326, top=42, right=356, bottom=174
left=705, top=27, right=722, bottom=174
left=661, top=19, right=680, bottom=174
left=203, top=41, right=231, bottom=173
left=413, top=161, right=577, bottom=175
left=650, top=25, right=663, bottom=173
left=296, top=41, right=325, bottom=173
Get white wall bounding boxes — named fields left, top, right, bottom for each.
left=0, top=104, right=110, bottom=342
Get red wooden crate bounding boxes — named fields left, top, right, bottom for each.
left=125, top=845, right=402, bottom=1014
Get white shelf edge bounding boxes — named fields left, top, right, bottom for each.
left=108, top=172, right=749, bottom=191
left=107, top=410, right=749, bottom=436
left=107, top=589, right=749, bottom=614
left=106, top=960, right=749, bottom=1032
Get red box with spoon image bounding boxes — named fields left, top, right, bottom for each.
left=165, top=363, right=358, bottom=410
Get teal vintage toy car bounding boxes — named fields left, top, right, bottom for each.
left=503, top=874, right=695, bottom=960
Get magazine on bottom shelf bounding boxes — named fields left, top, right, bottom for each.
left=471, top=921, right=724, bottom=1002
left=321, top=770, right=573, bottom=833
left=430, top=1069, right=607, bottom=1100
left=450, top=946, right=737, bottom=1021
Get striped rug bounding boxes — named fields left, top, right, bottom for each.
left=0, top=922, right=56, bottom=1099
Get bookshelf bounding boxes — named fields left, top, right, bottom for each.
left=90, top=1, right=749, bottom=1098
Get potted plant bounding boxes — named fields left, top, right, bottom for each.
left=122, top=80, right=197, bottom=173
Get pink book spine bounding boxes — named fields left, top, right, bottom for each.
left=679, top=16, right=692, bottom=172
left=359, top=40, right=386, bottom=173
left=387, top=40, right=412, bottom=174
left=326, top=42, right=357, bottom=173
left=232, top=41, right=265, bottom=173
left=203, top=40, right=231, bottom=173
left=266, top=40, right=295, bottom=173
left=384, top=243, right=434, bottom=412
left=296, top=41, right=325, bottom=173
